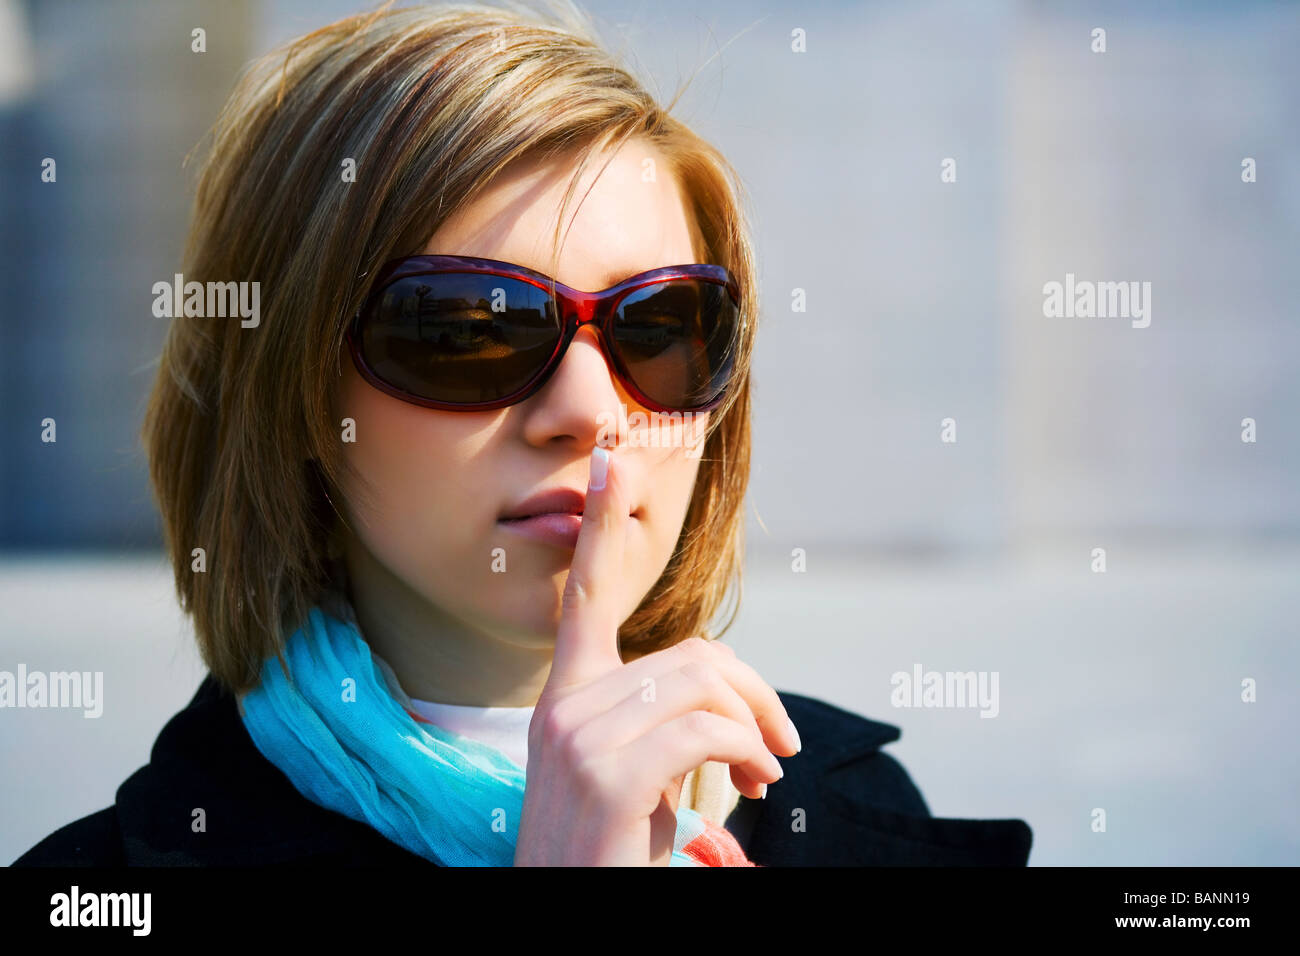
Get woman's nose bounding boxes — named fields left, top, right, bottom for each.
left=517, top=324, right=631, bottom=446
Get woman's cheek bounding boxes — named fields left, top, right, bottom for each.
left=633, top=457, right=701, bottom=602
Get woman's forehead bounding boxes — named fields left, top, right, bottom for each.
left=419, top=141, right=700, bottom=292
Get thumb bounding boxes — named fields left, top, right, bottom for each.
left=650, top=773, right=690, bottom=866
left=664, top=771, right=688, bottom=816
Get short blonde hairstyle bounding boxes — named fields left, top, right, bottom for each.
left=143, top=0, right=759, bottom=695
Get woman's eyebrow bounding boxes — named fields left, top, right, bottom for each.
left=600, top=269, right=636, bottom=287
left=599, top=263, right=674, bottom=287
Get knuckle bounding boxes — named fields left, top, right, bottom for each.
left=596, top=505, right=617, bottom=534
left=679, top=659, right=723, bottom=694
left=560, top=573, right=591, bottom=612
left=681, top=709, right=713, bottom=738
left=536, top=701, right=572, bottom=747
left=572, top=751, right=612, bottom=798
left=676, top=635, right=711, bottom=661
left=557, top=721, right=591, bottom=769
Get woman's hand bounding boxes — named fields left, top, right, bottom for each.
left=514, top=446, right=801, bottom=866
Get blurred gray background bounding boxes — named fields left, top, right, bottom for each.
left=1, top=0, right=1297, bottom=865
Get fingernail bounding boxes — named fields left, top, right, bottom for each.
left=787, top=717, right=802, bottom=754
left=589, top=446, right=608, bottom=491
left=758, top=782, right=768, bottom=799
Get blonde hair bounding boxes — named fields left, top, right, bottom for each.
left=142, top=0, right=759, bottom=696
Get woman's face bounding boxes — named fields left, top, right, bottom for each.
left=334, top=140, right=710, bottom=650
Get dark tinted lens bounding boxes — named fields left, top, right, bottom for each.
left=358, top=273, right=560, bottom=404
left=613, top=279, right=738, bottom=409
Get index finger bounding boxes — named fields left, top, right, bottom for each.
left=547, top=445, right=629, bottom=689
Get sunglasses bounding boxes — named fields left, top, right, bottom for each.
left=345, top=254, right=743, bottom=414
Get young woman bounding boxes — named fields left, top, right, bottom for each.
left=14, top=1, right=1030, bottom=867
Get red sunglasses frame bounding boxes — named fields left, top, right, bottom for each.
left=345, top=254, right=743, bottom=414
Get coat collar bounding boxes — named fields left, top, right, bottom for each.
left=115, top=675, right=420, bottom=866
left=113, top=676, right=1030, bottom=866
left=724, top=691, right=1033, bottom=866
left=787, top=692, right=904, bottom=769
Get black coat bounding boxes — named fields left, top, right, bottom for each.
left=11, top=674, right=1032, bottom=866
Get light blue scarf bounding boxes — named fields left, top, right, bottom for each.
left=237, top=604, right=710, bottom=866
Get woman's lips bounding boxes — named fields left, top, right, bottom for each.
left=498, top=512, right=584, bottom=549
left=498, top=509, right=638, bottom=550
